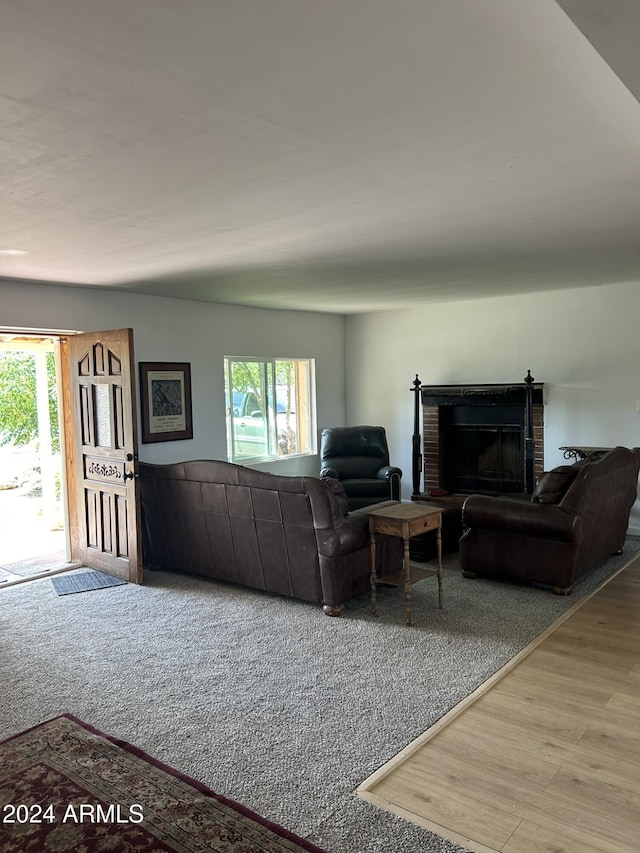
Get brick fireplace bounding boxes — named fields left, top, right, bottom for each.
left=415, top=378, right=544, bottom=496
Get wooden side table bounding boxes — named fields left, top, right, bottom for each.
left=368, top=502, right=443, bottom=626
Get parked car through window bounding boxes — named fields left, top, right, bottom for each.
left=224, top=358, right=315, bottom=462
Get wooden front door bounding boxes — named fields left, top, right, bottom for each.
left=64, top=328, right=142, bottom=583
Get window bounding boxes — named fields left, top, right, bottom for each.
left=224, top=357, right=316, bottom=462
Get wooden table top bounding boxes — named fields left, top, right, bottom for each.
left=366, top=502, right=441, bottom=522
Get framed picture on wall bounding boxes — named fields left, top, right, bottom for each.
left=139, top=362, right=193, bottom=443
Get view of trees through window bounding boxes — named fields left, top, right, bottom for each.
left=0, top=351, right=59, bottom=451
left=0, top=346, right=63, bottom=530
left=224, top=357, right=315, bottom=461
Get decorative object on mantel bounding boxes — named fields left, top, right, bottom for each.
left=412, top=371, right=544, bottom=498
left=560, top=445, right=612, bottom=462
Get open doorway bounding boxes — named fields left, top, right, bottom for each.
left=0, top=332, right=73, bottom=586
left=1, top=326, right=142, bottom=587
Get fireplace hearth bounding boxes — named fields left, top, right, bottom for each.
left=412, top=376, right=544, bottom=497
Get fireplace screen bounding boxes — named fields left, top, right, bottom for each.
left=418, top=380, right=543, bottom=497
left=441, top=404, right=524, bottom=494
left=443, top=425, right=523, bottom=494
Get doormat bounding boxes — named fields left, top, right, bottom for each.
left=0, top=714, right=328, bottom=853
left=51, top=570, right=127, bottom=596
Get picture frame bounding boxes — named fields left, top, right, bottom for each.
left=139, top=362, right=193, bottom=443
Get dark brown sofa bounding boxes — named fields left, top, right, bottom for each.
left=459, top=446, right=640, bottom=594
left=139, top=460, right=400, bottom=615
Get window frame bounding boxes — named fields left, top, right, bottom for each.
left=224, top=356, right=316, bottom=463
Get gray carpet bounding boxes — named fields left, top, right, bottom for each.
left=1, top=541, right=638, bottom=853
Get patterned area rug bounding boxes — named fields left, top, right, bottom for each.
left=0, top=714, right=328, bottom=853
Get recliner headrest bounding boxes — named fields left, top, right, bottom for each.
left=321, top=426, right=389, bottom=459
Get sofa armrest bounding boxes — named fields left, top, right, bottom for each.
left=321, top=475, right=349, bottom=516
left=377, top=465, right=402, bottom=481
left=377, top=466, right=402, bottom=500
left=321, top=466, right=340, bottom=479
left=316, top=515, right=368, bottom=557
left=462, top=494, right=579, bottom=543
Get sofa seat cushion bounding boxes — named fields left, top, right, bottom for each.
left=463, top=495, right=578, bottom=542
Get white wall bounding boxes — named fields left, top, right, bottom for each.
left=0, top=279, right=345, bottom=475
left=345, top=280, right=640, bottom=533
left=5, top=277, right=640, bottom=533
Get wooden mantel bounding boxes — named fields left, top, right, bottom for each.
left=420, top=382, right=544, bottom=406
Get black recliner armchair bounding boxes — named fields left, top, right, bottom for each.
left=320, top=425, right=402, bottom=511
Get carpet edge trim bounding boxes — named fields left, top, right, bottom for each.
left=356, top=790, right=501, bottom=853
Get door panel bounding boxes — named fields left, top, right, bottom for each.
left=66, top=329, right=142, bottom=583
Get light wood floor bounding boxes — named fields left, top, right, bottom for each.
left=357, top=554, right=640, bottom=853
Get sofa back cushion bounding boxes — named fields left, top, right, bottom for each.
left=320, top=426, right=390, bottom=480
left=560, top=447, right=640, bottom=515
left=532, top=465, right=580, bottom=504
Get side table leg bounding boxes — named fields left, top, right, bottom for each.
left=436, top=523, right=443, bottom=609
left=404, top=534, right=412, bottom=626
left=370, top=531, right=378, bottom=616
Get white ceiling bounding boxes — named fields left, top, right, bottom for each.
left=2, top=0, right=640, bottom=314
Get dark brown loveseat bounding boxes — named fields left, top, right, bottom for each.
left=459, top=446, right=640, bottom=594
left=139, top=460, right=400, bottom=615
